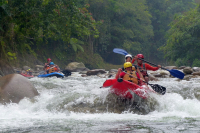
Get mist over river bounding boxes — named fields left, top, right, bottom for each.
left=1, top=72, right=200, bottom=132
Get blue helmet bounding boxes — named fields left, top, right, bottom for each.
left=49, top=62, right=54, bottom=65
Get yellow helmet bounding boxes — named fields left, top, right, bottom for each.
left=124, top=62, right=132, bottom=69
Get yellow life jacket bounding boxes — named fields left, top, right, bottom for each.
left=49, top=67, right=56, bottom=73
left=123, top=66, right=138, bottom=84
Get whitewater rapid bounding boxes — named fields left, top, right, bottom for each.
left=1, top=72, right=200, bottom=132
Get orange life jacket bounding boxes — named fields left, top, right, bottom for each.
left=46, top=67, right=50, bottom=70
left=45, top=66, right=58, bottom=73
left=48, top=67, right=58, bottom=73
left=123, top=66, right=138, bottom=84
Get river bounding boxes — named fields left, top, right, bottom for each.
left=0, top=72, right=200, bottom=132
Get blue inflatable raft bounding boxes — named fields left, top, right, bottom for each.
left=38, top=72, right=64, bottom=78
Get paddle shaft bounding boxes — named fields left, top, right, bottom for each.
left=137, top=58, right=166, bottom=69
left=122, top=71, right=147, bottom=84
left=137, top=57, right=184, bottom=79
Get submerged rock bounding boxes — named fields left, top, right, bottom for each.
left=63, top=93, right=158, bottom=115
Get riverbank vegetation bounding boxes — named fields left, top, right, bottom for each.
left=0, top=0, right=199, bottom=69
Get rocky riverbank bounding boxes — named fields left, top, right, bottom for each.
left=1, top=60, right=200, bottom=81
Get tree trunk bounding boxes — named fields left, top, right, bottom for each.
left=89, top=35, right=93, bottom=55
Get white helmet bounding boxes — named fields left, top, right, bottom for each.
left=125, top=54, right=132, bottom=59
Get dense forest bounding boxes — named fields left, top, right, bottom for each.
left=0, top=0, right=200, bottom=69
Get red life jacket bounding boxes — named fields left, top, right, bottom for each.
left=137, top=63, right=148, bottom=77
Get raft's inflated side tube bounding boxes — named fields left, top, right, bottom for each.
left=20, top=73, right=34, bottom=78
left=109, top=79, right=148, bottom=99
left=38, top=72, right=64, bottom=78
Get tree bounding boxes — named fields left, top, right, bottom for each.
left=85, top=0, right=153, bottom=64
left=161, top=5, right=200, bottom=66
left=146, top=0, right=196, bottom=63
left=0, top=0, right=100, bottom=60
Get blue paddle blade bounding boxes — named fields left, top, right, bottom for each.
left=168, top=69, right=184, bottom=79
left=113, top=48, right=128, bottom=55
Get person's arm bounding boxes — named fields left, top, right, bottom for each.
left=131, top=59, right=135, bottom=64
left=119, top=72, right=126, bottom=78
left=115, top=68, right=122, bottom=79
left=136, top=67, right=144, bottom=81
left=43, top=63, right=48, bottom=70
left=131, top=56, right=137, bottom=64
left=55, top=65, right=60, bottom=71
left=145, top=63, right=161, bottom=71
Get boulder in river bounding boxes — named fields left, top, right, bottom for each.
left=65, top=62, right=89, bottom=72
left=164, top=66, right=178, bottom=70
left=193, top=67, right=200, bottom=72
left=183, top=67, right=193, bottom=75
left=192, top=72, right=200, bottom=76
left=35, top=65, right=44, bottom=71
left=179, top=66, right=186, bottom=69
left=86, top=69, right=106, bottom=76
left=0, top=74, right=39, bottom=104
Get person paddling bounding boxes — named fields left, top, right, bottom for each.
left=45, top=62, right=60, bottom=74
left=115, top=54, right=145, bottom=82
left=132, top=54, right=161, bottom=82
left=25, top=69, right=33, bottom=76
left=43, top=58, right=52, bottom=70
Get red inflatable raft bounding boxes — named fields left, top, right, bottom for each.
left=103, top=78, right=153, bottom=99
left=20, top=73, right=34, bottom=78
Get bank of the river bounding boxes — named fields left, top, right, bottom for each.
left=0, top=52, right=122, bottom=77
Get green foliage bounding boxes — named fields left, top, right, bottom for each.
left=85, top=0, right=153, bottom=64
left=0, top=0, right=100, bottom=62
left=192, top=58, right=200, bottom=67
left=7, top=52, right=17, bottom=60
left=161, top=5, right=200, bottom=66
left=70, top=38, right=84, bottom=52
left=146, top=0, right=196, bottom=63
left=55, top=49, right=65, bottom=60
left=0, top=0, right=199, bottom=68
left=175, top=58, right=188, bottom=67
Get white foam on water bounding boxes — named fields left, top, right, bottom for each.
left=0, top=74, right=200, bottom=132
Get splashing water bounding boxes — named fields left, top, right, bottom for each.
left=1, top=73, right=200, bottom=132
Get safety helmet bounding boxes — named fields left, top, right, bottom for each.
left=47, top=58, right=51, bottom=61
left=49, top=62, right=54, bottom=65
left=125, top=54, right=132, bottom=60
left=137, top=54, right=144, bottom=59
left=124, top=62, right=132, bottom=69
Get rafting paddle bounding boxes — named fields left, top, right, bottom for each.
left=113, top=48, right=185, bottom=79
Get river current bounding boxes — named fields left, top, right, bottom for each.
left=1, top=72, right=200, bottom=132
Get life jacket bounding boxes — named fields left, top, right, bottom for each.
left=137, top=63, right=148, bottom=77
left=123, top=66, right=138, bottom=84
left=49, top=67, right=58, bottom=73
left=45, top=66, right=50, bottom=71
left=45, top=64, right=50, bottom=69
